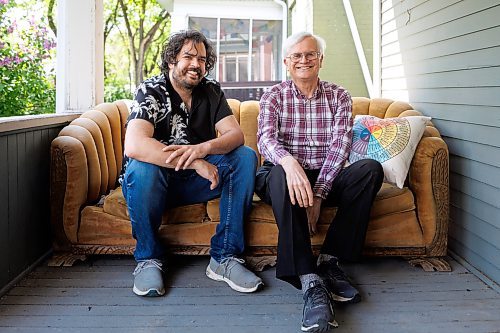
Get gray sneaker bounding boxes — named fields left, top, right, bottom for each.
left=206, top=257, right=263, bottom=293
left=132, top=259, right=165, bottom=297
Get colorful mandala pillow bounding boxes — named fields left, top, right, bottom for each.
left=348, top=115, right=431, bottom=188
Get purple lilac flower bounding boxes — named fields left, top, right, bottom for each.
left=0, top=0, right=9, bottom=5
left=7, top=20, right=16, bottom=34
left=0, top=57, right=12, bottom=67
left=43, top=39, right=56, bottom=51
left=36, top=26, right=48, bottom=38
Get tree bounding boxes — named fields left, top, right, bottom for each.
left=117, top=0, right=170, bottom=86
left=42, top=0, right=171, bottom=89
left=1, top=0, right=172, bottom=111
left=47, top=0, right=56, bottom=36
left=103, top=0, right=120, bottom=79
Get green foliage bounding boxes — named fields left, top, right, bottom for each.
left=0, top=0, right=56, bottom=117
left=107, top=0, right=170, bottom=86
left=0, top=0, right=170, bottom=116
left=104, top=76, right=133, bottom=102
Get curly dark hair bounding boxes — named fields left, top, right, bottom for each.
left=160, top=30, right=217, bottom=76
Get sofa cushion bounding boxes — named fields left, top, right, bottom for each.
left=103, top=186, right=207, bottom=224
left=370, top=182, right=415, bottom=217
left=78, top=205, right=423, bottom=249
left=349, top=115, right=430, bottom=188
left=102, top=188, right=129, bottom=219
left=79, top=207, right=217, bottom=247
left=206, top=182, right=415, bottom=224
left=79, top=206, right=135, bottom=245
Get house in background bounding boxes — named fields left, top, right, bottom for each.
left=289, top=0, right=374, bottom=97
left=169, top=0, right=286, bottom=100
left=169, top=0, right=375, bottom=98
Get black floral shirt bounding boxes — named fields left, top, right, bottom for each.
left=118, top=73, right=233, bottom=185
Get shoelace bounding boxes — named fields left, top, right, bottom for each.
left=307, top=285, right=329, bottom=307
left=327, top=261, right=348, bottom=281
left=218, top=257, right=245, bottom=278
left=133, top=259, right=163, bottom=276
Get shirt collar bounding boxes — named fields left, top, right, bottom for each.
left=164, top=73, right=206, bottom=111
left=290, top=78, right=322, bottom=100
left=164, top=72, right=206, bottom=97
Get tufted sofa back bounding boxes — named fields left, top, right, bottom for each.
left=233, top=97, right=439, bottom=167
left=53, top=101, right=129, bottom=204
left=53, top=97, right=437, bottom=205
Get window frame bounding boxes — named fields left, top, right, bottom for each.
left=188, top=16, right=282, bottom=83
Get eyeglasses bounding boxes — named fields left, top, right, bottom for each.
left=286, top=51, right=321, bottom=63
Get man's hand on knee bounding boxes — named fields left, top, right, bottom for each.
left=280, top=156, right=314, bottom=207
left=193, top=159, right=219, bottom=190
left=163, top=143, right=209, bottom=170
left=306, top=197, right=323, bottom=236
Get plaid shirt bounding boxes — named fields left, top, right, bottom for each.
left=257, top=80, right=353, bottom=199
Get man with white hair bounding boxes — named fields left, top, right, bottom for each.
left=256, top=32, right=384, bottom=332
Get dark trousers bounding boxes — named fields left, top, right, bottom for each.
left=255, top=159, right=384, bottom=288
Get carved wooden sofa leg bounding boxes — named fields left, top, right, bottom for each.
left=48, top=253, right=88, bottom=267
left=48, top=245, right=136, bottom=267
left=406, top=257, right=451, bottom=272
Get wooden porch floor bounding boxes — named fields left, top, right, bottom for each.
left=0, top=255, right=499, bottom=333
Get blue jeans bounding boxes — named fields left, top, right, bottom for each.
left=122, top=145, right=257, bottom=262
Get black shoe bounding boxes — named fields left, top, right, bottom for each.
left=301, top=280, right=337, bottom=332
left=318, top=258, right=361, bottom=303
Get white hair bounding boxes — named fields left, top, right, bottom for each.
left=282, top=31, right=326, bottom=57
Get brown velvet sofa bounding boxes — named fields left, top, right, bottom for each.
left=50, top=97, right=450, bottom=271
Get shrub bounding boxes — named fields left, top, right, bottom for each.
left=0, top=0, right=56, bottom=117
left=104, top=77, right=133, bottom=102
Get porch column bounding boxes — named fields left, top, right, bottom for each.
left=56, top=0, right=104, bottom=114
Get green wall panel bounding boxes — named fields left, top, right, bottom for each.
left=313, top=0, right=372, bottom=97
left=0, top=124, right=65, bottom=293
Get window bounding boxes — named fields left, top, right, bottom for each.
left=251, top=20, right=281, bottom=81
left=219, top=19, right=249, bottom=82
left=189, top=17, right=282, bottom=83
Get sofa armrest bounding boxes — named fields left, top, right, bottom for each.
left=408, top=135, right=449, bottom=256
left=50, top=136, right=90, bottom=249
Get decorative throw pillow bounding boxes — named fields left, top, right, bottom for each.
left=348, top=115, right=431, bottom=188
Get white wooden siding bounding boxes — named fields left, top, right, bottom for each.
left=380, top=0, right=500, bottom=287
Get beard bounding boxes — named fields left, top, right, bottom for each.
left=171, top=65, right=203, bottom=90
